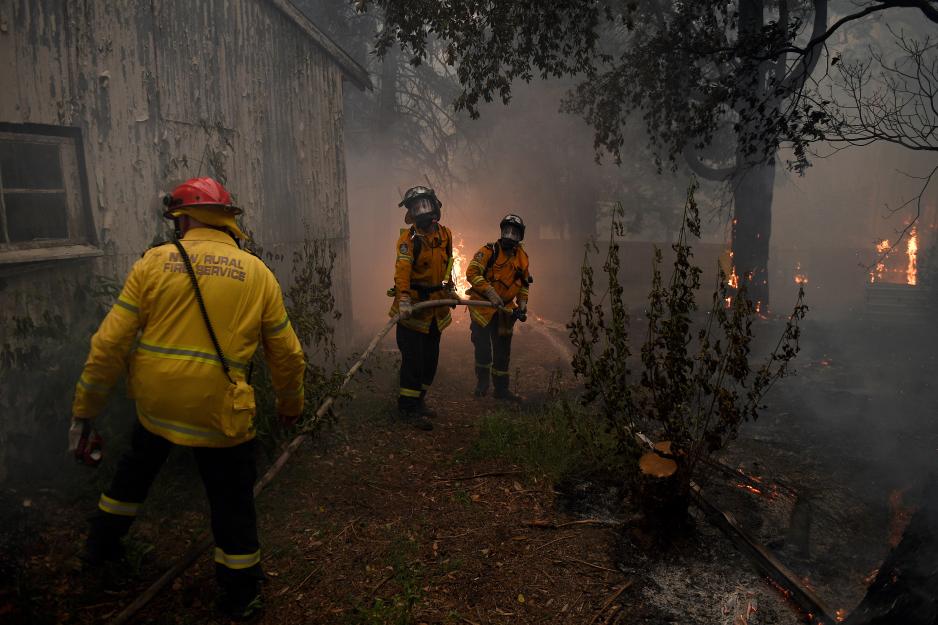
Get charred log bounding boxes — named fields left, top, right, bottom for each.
left=845, top=476, right=938, bottom=625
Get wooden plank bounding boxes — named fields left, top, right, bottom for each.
left=0, top=243, right=102, bottom=265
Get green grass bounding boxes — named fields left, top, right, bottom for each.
left=344, top=535, right=424, bottom=625
left=467, top=399, right=624, bottom=481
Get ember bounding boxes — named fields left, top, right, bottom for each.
left=735, top=483, right=764, bottom=496
left=794, top=262, right=808, bottom=286
left=870, top=239, right=890, bottom=283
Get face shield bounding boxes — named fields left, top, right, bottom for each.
left=408, top=197, right=437, bottom=220
left=500, top=223, right=523, bottom=244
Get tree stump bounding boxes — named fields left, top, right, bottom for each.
left=633, top=441, right=691, bottom=549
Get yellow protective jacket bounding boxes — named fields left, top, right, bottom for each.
left=388, top=224, right=454, bottom=333
left=466, top=242, right=531, bottom=327
left=72, top=228, right=306, bottom=447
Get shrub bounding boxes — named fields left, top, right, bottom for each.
left=250, top=228, right=346, bottom=450
left=568, top=179, right=807, bottom=497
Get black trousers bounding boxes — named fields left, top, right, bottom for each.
left=88, top=421, right=262, bottom=591
left=470, top=318, right=513, bottom=378
left=396, top=321, right=441, bottom=409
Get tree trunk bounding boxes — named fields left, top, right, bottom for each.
left=845, top=477, right=938, bottom=625
left=732, top=162, right=775, bottom=310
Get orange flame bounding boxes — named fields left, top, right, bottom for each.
left=870, top=239, right=890, bottom=284
left=907, top=227, right=918, bottom=286
left=449, top=238, right=472, bottom=296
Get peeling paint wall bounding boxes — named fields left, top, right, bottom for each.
left=0, top=0, right=352, bottom=481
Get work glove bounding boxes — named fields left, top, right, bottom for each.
left=69, top=418, right=103, bottom=468
left=514, top=297, right=528, bottom=322
left=445, top=283, right=458, bottom=309
left=398, top=296, right=413, bottom=320
left=483, top=286, right=503, bottom=308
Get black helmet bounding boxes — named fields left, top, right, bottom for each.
left=399, top=186, right=442, bottom=225
left=499, top=214, right=525, bottom=242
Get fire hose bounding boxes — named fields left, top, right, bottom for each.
left=106, top=299, right=507, bottom=625
left=106, top=299, right=834, bottom=625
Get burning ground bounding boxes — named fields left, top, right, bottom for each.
left=1, top=311, right=936, bottom=625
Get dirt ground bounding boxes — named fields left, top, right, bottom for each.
left=1, top=312, right=931, bottom=625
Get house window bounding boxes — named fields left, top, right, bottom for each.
left=0, top=126, right=99, bottom=264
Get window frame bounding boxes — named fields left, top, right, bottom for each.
left=0, top=123, right=100, bottom=265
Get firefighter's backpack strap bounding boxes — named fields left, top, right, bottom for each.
left=485, top=242, right=500, bottom=275
left=411, top=227, right=422, bottom=262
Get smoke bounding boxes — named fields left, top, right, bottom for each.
left=771, top=143, right=938, bottom=318
left=334, top=6, right=938, bottom=527
left=345, top=78, right=700, bottom=329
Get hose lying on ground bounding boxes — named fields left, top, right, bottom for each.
left=107, top=299, right=500, bottom=625
left=108, top=299, right=838, bottom=625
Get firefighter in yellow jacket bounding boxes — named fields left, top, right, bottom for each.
left=466, top=214, right=531, bottom=401
left=389, top=186, right=456, bottom=430
left=68, top=177, right=305, bottom=619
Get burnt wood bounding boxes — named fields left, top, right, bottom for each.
left=690, top=483, right=837, bottom=625
left=844, top=476, right=938, bottom=625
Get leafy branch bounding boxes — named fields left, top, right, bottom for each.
left=569, top=179, right=807, bottom=490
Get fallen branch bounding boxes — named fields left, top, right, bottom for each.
left=433, top=470, right=524, bottom=482
left=560, top=557, right=621, bottom=575
left=588, top=580, right=634, bottom=625
left=531, top=535, right=575, bottom=553
left=369, top=572, right=395, bottom=597
left=523, top=518, right=623, bottom=529
left=701, top=457, right=798, bottom=498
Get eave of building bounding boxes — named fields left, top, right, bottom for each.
left=267, top=0, right=372, bottom=91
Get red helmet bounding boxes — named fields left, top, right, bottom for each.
left=162, top=177, right=241, bottom=217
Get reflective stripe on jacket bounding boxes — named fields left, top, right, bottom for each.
left=466, top=243, right=530, bottom=327
left=388, top=224, right=453, bottom=334
left=72, top=228, right=306, bottom=447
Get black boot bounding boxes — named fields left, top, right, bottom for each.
left=398, top=406, right=433, bottom=431
left=81, top=519, right=135, bottom=592
left=216, top=579, right=264, bottom=622
left=474, top=366, right=490, bottom=397
left=418, top=390, right=439, bottom=418
left=83, top=513, right=129, bottom=567
left=492, top=373, right=523, bottom=403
